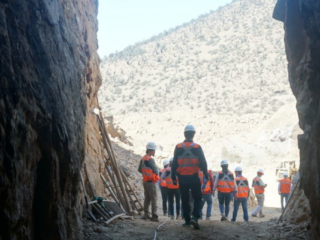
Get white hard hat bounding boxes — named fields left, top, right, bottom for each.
left=184, top=124, right=196, bottom=132
left=257, top=169, right=264, bottom=174
left=235, top=166, right=242, bottom=172
left=170, top=157, right=174, bottom=162
left=163, top=159, right=169, bottom=166
left=221, top=159, right=228, bottom=166
left=146, top=142, right=156, bottom=150
left=283, top=172, right=288, bottom=177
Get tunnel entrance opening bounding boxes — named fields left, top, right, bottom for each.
left=91, top=0, right=315, bottom=239
left=1, top=0, right=319, bottom=239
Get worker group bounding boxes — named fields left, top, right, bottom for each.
left=138, top=125, right=292, bottom=229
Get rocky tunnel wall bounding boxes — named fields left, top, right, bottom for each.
left=0, top=0, right=102, bottom=239
left=273, top=0, right=320, bottom=238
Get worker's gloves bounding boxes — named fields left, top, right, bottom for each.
left=278, top=192, right=281, bottom=195
left=212, top=190, right=215, bottom=196
left=173, top=180, right=177, bottom=186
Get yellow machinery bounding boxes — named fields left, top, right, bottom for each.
left=275, top=160, right=298, bottom=181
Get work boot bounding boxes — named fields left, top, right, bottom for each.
left=150, top=214, right=159, bottom=222
left=170, top=215, right=174, bottom=220
left=141, top=214, right=151, bottom=220
left=190, top=217, right=200, bottom=230
left=176, top=215, right=181, bottom=220
left=259, top=214, right=265, bottom=218
left=163, top=212, right=167, bottom=216
left=206, top=216, right=210, bottom=220
left=251, top=214, right=257, bottom=217
left=182, top=221, right=191, bottom=227
left=220, top=214, right=227, bottom=221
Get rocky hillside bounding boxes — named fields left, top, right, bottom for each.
left=97, top=0, right=301, bottom=210
left=99, top=0, right=292, bottom=116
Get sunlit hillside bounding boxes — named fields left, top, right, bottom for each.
left=99, top=0, right=291, bottom=116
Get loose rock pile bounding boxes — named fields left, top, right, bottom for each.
left=262, top=218, right=309, bottom=239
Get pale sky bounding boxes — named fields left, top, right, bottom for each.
left=97, top=0, right=233, bottom=57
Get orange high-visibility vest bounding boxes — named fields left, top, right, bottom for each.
left=141, top=155, right=158, bottom=182
left=199, top=171, right=211, bottom=193
left=217, top=170, right=235, bottom=193
left=164, top=167, right=179, bottom=189
left=176, top=142, right=200, bottom=175
left=279, top=179, right=291, bottom=194
left=252, top=177, right=264, bottom=194
left=234, top=176, right=249, bottom=198
left=160, top=168, right=167, bottom=187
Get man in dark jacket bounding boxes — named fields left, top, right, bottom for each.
left=171, top=125, right=208, bottom=230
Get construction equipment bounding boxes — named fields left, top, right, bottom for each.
left=275, top=160, right=298, bottom=181
left=88, top=199, right=128, bottom=224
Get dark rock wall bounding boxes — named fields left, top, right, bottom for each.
left=0, top=0, right=101, bottom=239
left=273, top=0, right=320, bottom=238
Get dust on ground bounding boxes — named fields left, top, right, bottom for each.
left=83, top=202, right=308, bottom=240
left=83, top=213, right=308, bottom=240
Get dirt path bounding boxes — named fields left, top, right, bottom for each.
left=83, top=204, right=308, bottom=240
left=83, top=216, right=307, bottom=240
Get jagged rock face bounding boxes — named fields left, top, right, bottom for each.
left=273, top=0, right=320, bottom=238
left=283, top=173, right=310, bottom=224
left=0, top=0, right=101, bottom=239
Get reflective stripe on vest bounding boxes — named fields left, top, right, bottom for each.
left=176, top=142, right=200, bottom=175
left=165, top=167, right=179, bottom=189
left=141, top=155, right=154, bottom=182
left=160, top=169, right=167, bottom=187
left=217, top=170, right=235, bottom=193
left=235, top=176, right=249, bottom=198
left=252, top=177, right=264, bottom=194
left=199, top=171, right=211, bottom=193
left=280, top=179, right=291, bottom=194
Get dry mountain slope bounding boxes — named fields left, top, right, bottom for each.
left=99, top=0, right=292, bottom=116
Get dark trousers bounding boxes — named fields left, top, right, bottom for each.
left=168, top=188, right=180, bottom=216
left=160, top=187, right=168, bottom=214
left=218, top=192, right=232, bottom=217
left=180, top=180, right=202, bottom=222
left=180, top=190, right=193, bottom=216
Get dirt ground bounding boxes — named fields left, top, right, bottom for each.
left=83, top=201, right=308, bottom=240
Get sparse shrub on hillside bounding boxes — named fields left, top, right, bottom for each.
left=99, top=0, right=290, bottom=116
